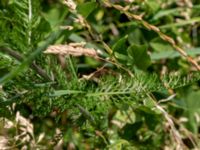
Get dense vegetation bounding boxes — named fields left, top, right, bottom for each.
left=0, top=0, right=200, bottom=149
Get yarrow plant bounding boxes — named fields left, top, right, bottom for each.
left=0, top=0, right=200, bottom=149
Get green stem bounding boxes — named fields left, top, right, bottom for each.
left=67, top=56, right=78, bottom=80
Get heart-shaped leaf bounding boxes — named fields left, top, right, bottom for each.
left=128, top=44, right=151, bottom=70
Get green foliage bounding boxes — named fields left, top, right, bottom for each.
left=0, top=0, right=51, bottom=52
left=77, top=2, right=97, bottom=18
left=182, top=91, right=200, bottom=134
left=127, top=44, right=151, bottom=70
left=0, top=0, right=200, bottom=149
left=113, top=35, right=128, bottom=62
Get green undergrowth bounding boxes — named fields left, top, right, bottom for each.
left=0, top=0, right=200, bottom=149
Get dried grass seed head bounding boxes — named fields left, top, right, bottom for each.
left=44, top=43, right=99, bottom=58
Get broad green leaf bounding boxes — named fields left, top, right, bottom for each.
left=152, top=8, right=180, bottom=21
left=43, top=6, right=68, bottom=28
left=184, top=91, right=200, bottom=133
left=128, top=28, right=144, bottom=45
left=159, top=17, right=200, bottom=29
left=36, top=17, right=51, bottom=33
left=113, top=35, right=128, bottom=55
left=113, top=52, right=128, bottom=61
left=185, top=91, right=200, bottom=112
left=145, top=0, right=160, bottom=13
left=69, top=33, right=101, bottom=50
left=150, top=47, right=200, bottom=60
left=152, top=5, right=200, bottom=21
left=112, top=35, right=128, bottom=62
left=77, top=2, right=97, bottom=18
left=150, top=37, right=173, bottom=52
left=127, top=44, right=151, bottom=70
